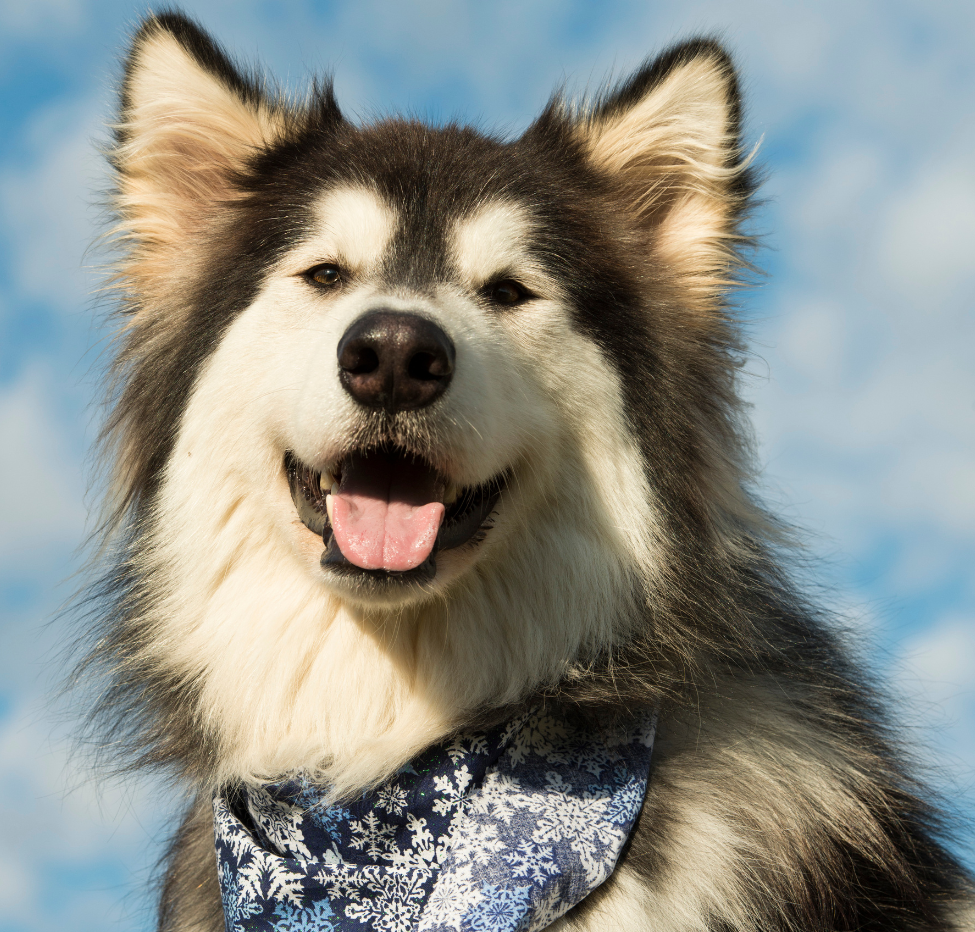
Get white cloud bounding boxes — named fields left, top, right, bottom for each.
left=0, top=697, right=177, bottom=931
left=894, top=613, right=975, bottom=787
left=742, top=47, right=975, bottom=573
left=0, top=0, right=83, bottom=42
left=783, top=140, right=890, bottom=266
left=0, top=363, right=87, bottom=565
left=899, top=614, right=975, bottom=699
left=878, top=148, right=975, bottom=307
left=0, top=95, right=108, bottom=315
left=180, top=0, right=578, bottom=125
left=753, top=280, right=975, bottom=546
left=771, top=298, right=852, bottom=386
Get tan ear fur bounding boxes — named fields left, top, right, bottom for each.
left=113, top=20, right=289, bottom=290
left=580, top=48, right=752, bottom=316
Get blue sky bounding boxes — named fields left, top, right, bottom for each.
left=1, top=1, right=973, bottom=928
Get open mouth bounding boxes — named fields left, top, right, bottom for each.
left=285, top=448, right=504, bottom=584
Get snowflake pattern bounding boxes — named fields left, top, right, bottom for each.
left=431, top=764, right=473, bottom=817
left=219, top=861, right=263, bottom=931
left=348, top=810, right=398, bottom=860
left=341, top=868, right=430, bottom=932
left=376, top=781, right=410, bottom=816
left=503, top=842, right=560, bottom=885
left=214, top=794, right=307, bottom=908
left=213, top=706, right=656, bottom=931
left=270, top=900, right=337, bottom=932
left=421, top=863, right=478, bottom=925
left=463, top=883, right=533, bottom=932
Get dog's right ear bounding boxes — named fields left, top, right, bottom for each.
left=112, top=14, right=337, bottom=282
left=552, top=41, right=754, bottom=324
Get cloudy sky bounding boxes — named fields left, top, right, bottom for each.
left=0, top=0, right=973, bottom=928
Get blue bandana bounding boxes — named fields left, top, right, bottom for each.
left=214, top=706, right=656, bottom=932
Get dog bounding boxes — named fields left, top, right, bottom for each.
left=81, top=10, right=973, bottom=931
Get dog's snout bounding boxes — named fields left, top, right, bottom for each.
left=337, top=311, right=455, bottom=413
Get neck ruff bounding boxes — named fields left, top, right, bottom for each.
left=214, top=705, right=656, bottom=931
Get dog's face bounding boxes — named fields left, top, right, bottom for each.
left=173, top=139, right=658, bottom=611
left=104, top=17, right=753, bottom=786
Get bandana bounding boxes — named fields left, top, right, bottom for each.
left=214, top=705, right=656, bottom=932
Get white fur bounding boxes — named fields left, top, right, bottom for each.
left=552, top=866, right=654, bottom=930
left=581, top=54, right=748, bottom=304
left=452, top=200, right=666, bottom=583
left=950, top=903, right=975, bottom=931
left=587, top=56, right=731, bottom=175
left=298, top=185, right=396, bottom=276
left=135, top=192, right=666, bottom=794
left=452, top=200, right=537, bottom=286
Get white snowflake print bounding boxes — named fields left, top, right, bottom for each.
left=321, top=865, right=365, bottom=902
left=503, top=840, right=560, bottom=885
left=214, top=795, right=307, bottom=906
left=504, top=713, right=570, bottom=767
left=235, top=849, right=308, bottom=906
left=247, top=786, right=312, bottom=860
left=213, top=707, right=657, bottom=932
left=600, top=772, right=647, bottom=826
left=442, top=812, right=503, bottom=864
left=270, top=899, right=337, bottom=931
left=463, top=882, right=533, bottom=932
left=341, top=869, right=430, bottom=932
left=218, top=861, right=262, bottom=931
left=526, top=774, right=628, bottom=887
left=214, top=797, right=258, bottom=864
left=446, top=733, right=490, bottom=766
left=417, top=863, right=479, bottom=928
left=563, top=740, right=622, bottom=779
left=466, top=772, right=523, bottom=822
left=431, top=763, right=472, bottom=816
left=387, top=813, right=448, bottom=869
left=348, top=810, right=397, bottom=860
left=375, top=781, right=410, bottom=816
left=525, top=885, right=568, bottom=929
left=496, top=711, right=534, bottom=749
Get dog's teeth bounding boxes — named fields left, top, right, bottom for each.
left=325, top=493, right=334, bottom=525
left=320, top=470, right=335, bottom=493
left=444, top=484, right=459, bottom=505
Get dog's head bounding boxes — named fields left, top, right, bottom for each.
left=98, top=14, right=757, bottom=787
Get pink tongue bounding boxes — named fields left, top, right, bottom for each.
left=330, top=452, right=446, bottom=572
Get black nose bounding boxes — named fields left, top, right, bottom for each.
left=337, top=311, right=455, bottom=413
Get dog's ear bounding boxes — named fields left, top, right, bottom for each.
left=573, top=40, right=754, bottom=313
left=112, top=14, right=337, bottom=282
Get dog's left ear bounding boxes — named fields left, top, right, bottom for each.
left=573, top=40, right=753, bottom=311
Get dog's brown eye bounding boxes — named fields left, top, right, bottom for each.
left=307, top=263, right=342, bottom=287
left=487, top=279, right=529, bottom=306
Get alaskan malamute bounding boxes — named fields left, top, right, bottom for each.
left=83, top=11, right=973, bottom=930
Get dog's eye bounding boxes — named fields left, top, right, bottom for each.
left=486, top=279, right=530, bottom=306
left=306, top=263, right=342, bottom=287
